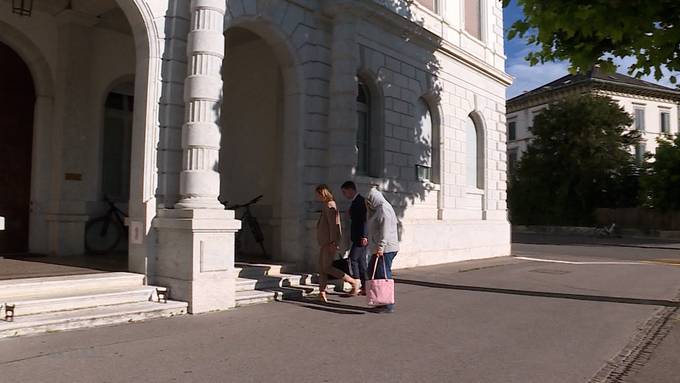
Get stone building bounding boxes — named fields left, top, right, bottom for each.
left=507, top=67, right=680, bottom=168
left=0, top=0, right=511, bottom=314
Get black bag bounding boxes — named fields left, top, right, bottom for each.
left=328, top=258, right=351, bottom=279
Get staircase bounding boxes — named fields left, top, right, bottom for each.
left=234, top=262, right=350, bottom=307
left=0, top=273, right=187, bottom=339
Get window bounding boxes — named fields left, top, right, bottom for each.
left=635, top=143, right=646, bottom=163
left=102, top=87, right=134, bottom=202
left=356, top=81, right=370, bottom=176
left=464, top=0, right=482, bottom=40
left=466, top=116, right=483, bottom=189
left=416, top=98, right=433, bottom=181
left=634, top=108, right=645, bottom=131
left=660, top=111, right=671, bottom=134
left=418, top=0, right=440, bottom=14
left=508, top=149, right=518, bottom=174
left=508, top=121, right=517, bottom=141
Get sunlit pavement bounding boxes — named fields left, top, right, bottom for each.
left=1, top=234, right=679, bottom=382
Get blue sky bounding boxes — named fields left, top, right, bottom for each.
left=503, top=1, right=675, bottom=99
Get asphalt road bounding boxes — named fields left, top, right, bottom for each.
left=1, top=235, right=680, bottom=383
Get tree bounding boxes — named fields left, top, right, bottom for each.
left=640, top=135, right=680, bottom=210
left=509, top=94, right=640, bottom=226
left=504, top=0, right=680, bottom=83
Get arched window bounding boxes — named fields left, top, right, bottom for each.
left=466, top=115, right=483, bottom=189
left=356, top=80, right=370, bottom=176
left=416, top=98, right=438, bottom=182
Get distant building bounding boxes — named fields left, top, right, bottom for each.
left=506, top=67, right=680, bottom=169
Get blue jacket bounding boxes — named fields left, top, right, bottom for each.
left=349, top=194, right=368, bottom=244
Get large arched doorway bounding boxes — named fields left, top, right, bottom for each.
left=0, top=41, right=35, bottom=254
left=220, top=28, right=284, bottom=261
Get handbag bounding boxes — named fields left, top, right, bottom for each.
left=365, top=256, right=395, bottom=306
left=331, top=257, right=351, bottom=276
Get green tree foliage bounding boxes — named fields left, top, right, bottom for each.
left=504, top=0, right=680, bottom=83
left=640, top=135, right=680, bottom=210
left=509, top=95, right=640, bottom=225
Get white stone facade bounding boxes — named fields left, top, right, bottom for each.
left=0, top=0, right=511, bottom=312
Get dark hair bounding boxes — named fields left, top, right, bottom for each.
left=341, top=181, right=357, bottom=191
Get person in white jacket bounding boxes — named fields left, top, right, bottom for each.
left=365, top=188, right=400, bottom=313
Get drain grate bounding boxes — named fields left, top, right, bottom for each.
left=528, top=268, right=571, bottom=275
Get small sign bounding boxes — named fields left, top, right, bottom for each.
left=64, top=173, right=82, bottom=181
left=129, top=221, right=144, bottom=244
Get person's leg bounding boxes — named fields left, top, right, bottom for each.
left=322, top=247, right=359, bottom=294
left=348, top=244, right=361, bottom=279
left=349, top=244, right=368, bottom=289
left=318, top=248, right=328, bottom=292
left=382, top=252, right=397, bottom=312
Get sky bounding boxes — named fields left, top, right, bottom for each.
left=503, top=1, right=675, bottom=99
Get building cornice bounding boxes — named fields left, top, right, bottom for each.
left=508, top=78, right=680, bottom=112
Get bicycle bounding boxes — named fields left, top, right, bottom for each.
left=222, top=195, right=267, bottom=257
left=84, top=197, right=128, bottom=255
left=596, top=222, right=620, bottom=238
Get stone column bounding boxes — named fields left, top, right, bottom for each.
left=154, top=0, right=240, bottom=314
left=176, top=0, right=225, bottom=210
left=326, top=6, right=360, bottom=186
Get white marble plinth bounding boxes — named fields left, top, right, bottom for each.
left=153, top=209, right=241, bottom=313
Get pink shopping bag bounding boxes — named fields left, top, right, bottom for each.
left=366, top=257, right=395, bottom=306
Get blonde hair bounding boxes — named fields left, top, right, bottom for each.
left=315, top=184, right=335, bottom=202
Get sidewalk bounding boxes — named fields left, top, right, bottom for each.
left=1, top=249, right=680, bottom=382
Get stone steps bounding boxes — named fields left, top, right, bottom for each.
left=0, top=301, right=187, bottom=338
left=0, top=272, right=145, bottom=298
left=0, top=286, right=161, bottom=317
left=0, top=273, right=186, bottom=339
left=234, top=262, right=351, bottom=307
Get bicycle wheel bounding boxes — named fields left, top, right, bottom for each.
left=85, top=216, right=122, bottom=255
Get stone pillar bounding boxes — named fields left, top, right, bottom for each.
left=176, top=0, right=225, bottom=210
left=326, top=7, right=360, bottom=186
left=154, top=0, right=240, bottom=314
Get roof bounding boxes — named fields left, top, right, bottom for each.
left=508, top=66, right=680, bottom=105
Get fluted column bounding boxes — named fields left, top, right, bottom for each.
left=175, top=0, right=226, bottom=209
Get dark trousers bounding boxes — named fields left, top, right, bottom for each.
left=348, top=243, right=368, bottom=287
left=368, top=251, right=398, bottom=310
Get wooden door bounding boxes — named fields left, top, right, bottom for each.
left=0, top=42, right=35, bottom=254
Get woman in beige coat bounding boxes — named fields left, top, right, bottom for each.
left=315, top=184, right=359, bottom=303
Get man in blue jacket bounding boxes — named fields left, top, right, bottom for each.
left=341, top=181, right=368, bottom=294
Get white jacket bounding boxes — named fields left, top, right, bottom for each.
left=366, top=189, right=400, bottom=254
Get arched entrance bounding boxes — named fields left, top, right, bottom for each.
left=221, top=28, right=284, bottom=260
left=0, top=0, right=157, bottom=276
left=0, top=41, right=35, bottom=254
left=220, top=24, right=305, bottom=264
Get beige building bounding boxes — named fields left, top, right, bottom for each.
left=0, top=0, right=511, bottom=323
left=507, top=67, right=680, bottom=168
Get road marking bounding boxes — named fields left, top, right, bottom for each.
left=513, top=256, right=646, bottom=265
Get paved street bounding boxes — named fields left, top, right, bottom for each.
left=2, top=234, right=680, bottom=382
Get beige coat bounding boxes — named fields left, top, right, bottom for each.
left=316, top=200, right=342, bottom=247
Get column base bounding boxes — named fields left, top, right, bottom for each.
left=153, top=208, right=241, bottom=314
